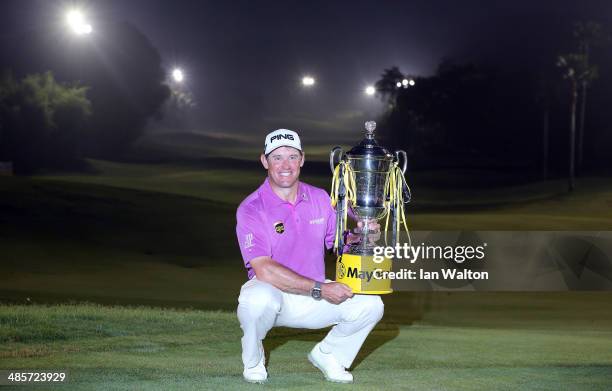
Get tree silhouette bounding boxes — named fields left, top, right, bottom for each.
left=0, top=18, right=170, bottom=161
left=79, top=22, right=170, bottom=158
left=573, top=21, right=606, bottom=169
left=375, top=66, right=405, bottom=108
left=0, top=71, right=91, bottom=174
left=557, top=53, right=596, bottom=191
left=375, top=60, right=540, bottom=171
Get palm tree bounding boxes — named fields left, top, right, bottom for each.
left=557, top=54, right=596, bottom=191
left=573, top=21, right=605, bottom=170
left=535, top=76, right=555, bottom=180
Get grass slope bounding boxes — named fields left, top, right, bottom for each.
left=39, top=160, right=612, bottom=228
left=1, top=160, right=612, bottom=305
left=1, top=160, right=612, bottom=389
left=0, top=176, right=245, bottom=309
left=1, top=292, right=611, bottom=390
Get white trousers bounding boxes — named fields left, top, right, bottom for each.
left=237, top=278, right=384, bottom=369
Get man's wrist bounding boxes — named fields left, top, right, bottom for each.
left=310, top=281, right=322, bottom=300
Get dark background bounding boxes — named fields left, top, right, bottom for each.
left=1, top=0, right=611, bottom=177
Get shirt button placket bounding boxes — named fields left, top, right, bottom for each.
left=290, top=203, right=300, bottom=233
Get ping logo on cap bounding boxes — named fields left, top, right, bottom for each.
left=264, top=129, right=302, bottom=155
left=270, top=134, right=294, bottom=142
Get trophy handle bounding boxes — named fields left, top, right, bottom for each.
left=330, top=146, right=344, bottom=173
left=395, top=150, right=408, bottom=174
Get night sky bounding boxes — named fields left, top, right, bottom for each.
left=1, top=0, right=610, bottom=151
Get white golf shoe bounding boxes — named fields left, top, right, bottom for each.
left=308, top=343, right=353, bottom=383
left=243, top=345, right=267, bottom=383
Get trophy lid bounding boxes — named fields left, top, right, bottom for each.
left=347, top=121, right=391, bottom=157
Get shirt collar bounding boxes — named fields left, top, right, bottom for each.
left=261, top=178, right=309, bottom=206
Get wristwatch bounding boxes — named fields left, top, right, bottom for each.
left=311, top=281, right=322, bottom=300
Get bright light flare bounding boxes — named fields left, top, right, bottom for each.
left=302, top=76, right=315, bottom=86
left=66, top=10, right=92, bottom=35
left=398, top=78, right=416, bottom=88
left=365, top=85, right=376, bottom=96
left=172, top=68, right=184, bottom=83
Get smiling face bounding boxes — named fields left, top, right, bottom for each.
left=261, top=146, right=304, bottom=191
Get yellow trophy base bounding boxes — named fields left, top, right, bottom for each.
left=335, top=253, right=393, bottom=295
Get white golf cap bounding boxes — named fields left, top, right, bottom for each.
left=264, top=129, right=302, bottom=155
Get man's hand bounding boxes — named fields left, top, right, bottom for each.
left=347, top=219, right=381, bottom=245
left=321, top=282, right=354, bottom=304
left=357, top=219, right=381, bottom=232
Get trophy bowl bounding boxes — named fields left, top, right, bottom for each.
left=346, top=154, right=393, bottom=221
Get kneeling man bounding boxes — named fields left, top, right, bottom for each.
left=235, top=128, right=384, bottom=383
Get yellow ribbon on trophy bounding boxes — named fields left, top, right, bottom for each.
left=330, top=160, right=412, bottom=251
left=330, top=161, right=357, bottom=252
left=383, top=162, right=412, bottom=247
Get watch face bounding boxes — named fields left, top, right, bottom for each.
left=312, top=288, right=322, bottom=300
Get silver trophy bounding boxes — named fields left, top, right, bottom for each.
left=330, top=121, right=409, bottom=256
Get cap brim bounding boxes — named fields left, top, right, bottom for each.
left=265, top=145, right=303, bottom=155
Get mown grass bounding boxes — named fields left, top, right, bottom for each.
left=1, top=292, right=611, bottom=390
left=39, top=159, right=612, bottom=228
left=1, top=159, right=612, bottom=307
left=0, top=171, right=246, bottom=308
left=1, top=159, right=612, bottom=389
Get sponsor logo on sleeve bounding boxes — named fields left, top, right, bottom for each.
left=244, top=233, right=254, bottom=249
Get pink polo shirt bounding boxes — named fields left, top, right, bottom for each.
left=236, top=178, right=336, bottom=282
